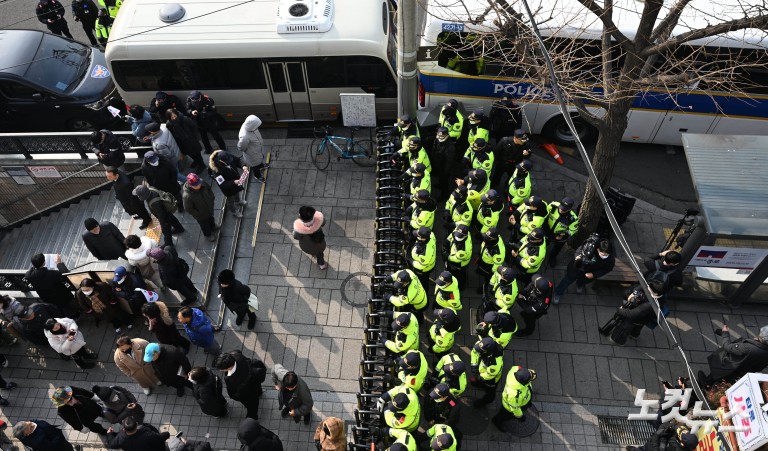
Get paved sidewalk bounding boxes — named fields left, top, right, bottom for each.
left=0, top=129, right=764, bottom=450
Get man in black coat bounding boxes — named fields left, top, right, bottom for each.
left=214, top=350, right=265, bottom=420
left=133, top=185, right=184, bottom=248
left=492, top=130, right=531, bottom=190
left=106, top=417, right=170, bottom=451
left=553, top=237, right=615, bottom=304
left=71, top=0, right=98, bottom=45
left=51, top=385, right=108, bottom=435
left=140, top=151, right=184, bottom=211
left=148, top=246, right=197, bottom=305
left=14, top=302, right=61, bottom=346
left=106, top=168, right=152, bottom=230
left=148, top=91, right=186, bottom=122
left=91, top=130, right=125, bottom=169
left=144, top=342, right=192, bottom=397
left=36, top=0, right=73, bottom=38
left=25, top=253, right=74, bottom=310
left=644, top=250, right=684, bottom=293
left=82, top=218, right=126, bottom=260
left=13, top=419, right=78, bottom=451
left=188, top=366, right=228, bottom=417
left=604, top=281, right=662, bottom=346
left=218, top=269, right=256, bottom=329
left=237, top=418, right=283, bottom=451
left=699, top=324, right=768, bottom=386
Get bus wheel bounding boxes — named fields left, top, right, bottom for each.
left=542, top=114, right=597, bottom=147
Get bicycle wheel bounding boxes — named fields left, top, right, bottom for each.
left=310, top=138, right=331, bottom=170
left=350, top=139, right=376, bottom=167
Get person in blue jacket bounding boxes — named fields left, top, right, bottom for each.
left=177, top=307, right=220, bottom=356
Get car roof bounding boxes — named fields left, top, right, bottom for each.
left=0, top=30, right=45, bottom=78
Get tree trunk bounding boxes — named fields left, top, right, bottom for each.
left=572, top=99, right=632, bottom=245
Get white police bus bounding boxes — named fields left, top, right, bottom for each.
left=417, top=0, right=768, bottom=146
left=105, top=0, right=398, bottom=123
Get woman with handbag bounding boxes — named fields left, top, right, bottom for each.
left=217, top=269, right=257, bottom=330
left=292, top=206, right=328, bottom=270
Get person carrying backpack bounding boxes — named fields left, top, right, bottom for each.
left=214, top=350, right=266, bottom=420
left=133, top=185, right=184, bottom=247
left=147, top=246, right=198, bottom=306
left=644, top=250, right=683, bottom=297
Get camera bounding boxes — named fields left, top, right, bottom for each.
left=578, top=233, right=602, bottom=262
left=622, top=287, right=646, bottom=309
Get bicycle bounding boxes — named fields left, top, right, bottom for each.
left=309, top=125, right=376, bottom=170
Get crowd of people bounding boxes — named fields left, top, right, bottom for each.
left=360, top=96, right=709, bottom=450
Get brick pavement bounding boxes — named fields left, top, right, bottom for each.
left=0, top=129, right=765, bottom=450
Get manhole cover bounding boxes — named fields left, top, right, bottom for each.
left=341, top=272, right=372, bottom=307
left=598, top=415, right=655, bottom=445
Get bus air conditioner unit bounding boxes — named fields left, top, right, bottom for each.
left=276, top=0, right=334, bottom=33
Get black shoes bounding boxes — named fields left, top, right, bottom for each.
left=139, top=221, right=151, bottom=230
left=248, top=314, right=257, bottom=330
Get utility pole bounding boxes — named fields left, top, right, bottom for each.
left=397, top=0, right=418, bottom=118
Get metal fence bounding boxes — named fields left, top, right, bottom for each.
left=0, top=131, right=148, bottom=228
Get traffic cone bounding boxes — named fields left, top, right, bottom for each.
left=541, top=143, right=565, bottom=165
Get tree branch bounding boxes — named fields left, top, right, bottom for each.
left=575, top=0, right=635, bottom=52
left=643, top=14, right=768, bottom=57
left=650, top=0, right=693, bottom=42
left=571, top=98, right=607, bottom=129
left=601, top=0, right=614, bottom=97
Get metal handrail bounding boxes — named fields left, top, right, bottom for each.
left=0, top=162, right=103, bottom=210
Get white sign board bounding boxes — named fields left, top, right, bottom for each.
left=340, top=93, right=377, bottom=127
left=690, top=246, right=768, bottom=270
left=29, top=166, right=62, bottom=178
left=727, top=373, right=768, bottom=451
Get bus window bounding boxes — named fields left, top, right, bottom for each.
left=305, top=56, right=396, bottom=98
left=112, top=59, right=267, bottom=91
left=436, top=32, right=485, bottom=76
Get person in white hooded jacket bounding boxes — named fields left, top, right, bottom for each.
left=237, top=115, right=267, bottom=182
left=44, top=317, right=97, bottom=368
left=124, top=235, right=163, bottom=290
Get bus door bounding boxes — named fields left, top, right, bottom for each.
left=649, top=90, right=718, bottom=145
left=264, top=62, right=312, bottom=121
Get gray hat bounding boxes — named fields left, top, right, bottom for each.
left=132, top=185, right=150, bottom=201
left=760, top=326, right=768, bottom=341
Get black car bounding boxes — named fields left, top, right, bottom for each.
left=0, top=30, right=127, bottom=132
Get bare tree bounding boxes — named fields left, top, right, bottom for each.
left=428, top=0, right=768, bottom=243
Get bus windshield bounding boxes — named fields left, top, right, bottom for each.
left=25, top=34, right=91, bottom=94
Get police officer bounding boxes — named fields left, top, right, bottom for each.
left=477, top=189, right=504, bottom=234
left=36, top=0, right=73, bottom=38
left=483, top=266, right=518, bottom=315
left=432, top=127, right=461, bottom=202
left=426, top=384, right=460, bottom=428
left=516, top=276, right=552, bottom=336
left=443, top=225, right=472, bottom=289
left=427, top=424, right=458, bottom=451
left=398, top=136, right=431, bottom=173
left=471, top=337, right=504, bottom=406
left=381, top=312, right=419, bottom=354
left=546, top=197, right=579, bottom=267
left=493, top=129, right=532, bottom=190
left=379, top=385, right=421, bottom=432
left=391, top=115, right=420, bottom=151
left=410, top=227, right=436, bottom=292
left=403, top=162, right=431, bottom=197
left=405, top=190, right=437, bottom=232
left=97, top=0, right=121, bottom=18
left=489, top=95, right=523, bottom=142
left=384, top=428, right=417, bottom=451
left=395, top=350, right=429, bottom=392
left=477, top=310, right=518, bottom=349
left=510, top=228, right=547, bottom=286
left=466, top=110, right=490, bottom=147
left=443, top=185, right=473, bottom=229
left=463, top=138, right=494, bottom=176
left=94, top=8, right=112, bottom=46
left=434, top=271, right=461, bottom=311
left=492, top=366, right=537, bottom=430
left=71, top=0, right=99, bottom=46
left=438, top=99, right=464, bottom=141
left=510, top=195, right=549, bottom=242
left=387, top=270, right=428, bottom=320
left=457, top=168, right=490, bottom=211
left=432, top=354, right=467, bottom=397
left=428, top=308, right=461, bottom=356
left=554, top=236, right=615, bottom=304
left=507, top=160, right=533, bottom=211
left=186, top=90, right=226, bottom=153
left=476, top=228, right=506, bottom=293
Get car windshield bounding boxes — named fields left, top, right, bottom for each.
left=24, top=34, right=91, bottom=93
